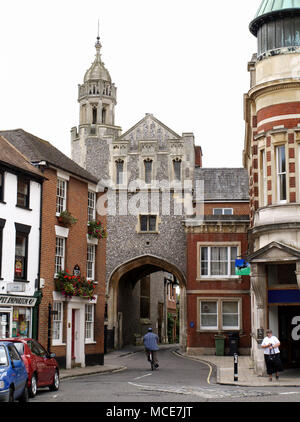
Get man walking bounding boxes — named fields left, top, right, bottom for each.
left=143, top=327, right=159, bottom=368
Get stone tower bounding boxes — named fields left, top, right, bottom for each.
left=71, top=34, right=122, bottom=176
left=244, top=0, right=300, bottom=374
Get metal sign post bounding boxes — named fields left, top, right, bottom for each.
left=234, top=353, right=238, bottom=382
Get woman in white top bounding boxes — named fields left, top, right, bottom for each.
left=261, top=329, right=282, bottom=381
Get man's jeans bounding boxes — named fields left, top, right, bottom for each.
left=145, top=349, right=159, bottom=365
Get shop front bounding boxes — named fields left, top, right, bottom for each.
left=0, top=295, right=37, bottom=339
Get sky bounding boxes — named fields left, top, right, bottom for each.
left=0, top=0, right=259, bottom=168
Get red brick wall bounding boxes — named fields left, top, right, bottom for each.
left=204, top=202, right=249, bottom=215
left=38, top=168, right=106, bottom=362
left=186, top=231, right=251, bottom=350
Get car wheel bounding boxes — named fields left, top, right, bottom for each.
left=18, top=385, right=29, bottom=403
left=29, top=374, right=37, bottom=398
left=49, top=370, right=60, bottom=391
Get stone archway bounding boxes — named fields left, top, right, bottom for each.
left=106, top=254, right=187, bottom=351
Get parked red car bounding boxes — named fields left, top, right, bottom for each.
left=4, top=338, right=59, bottom=398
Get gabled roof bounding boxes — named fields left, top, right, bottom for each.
left=248, top=241, right=300, bottom=262
left=0, top=136, right=45, bottom=180
left=194, top=168, right=249, bottom=202
left=117, top=113, right=181, bottom=142
left=0, top=129, right=98, bottom=184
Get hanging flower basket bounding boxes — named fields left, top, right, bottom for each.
left=87, top=219, right=107, bottom=240
left=55, top=270, right=96, bottom=300
left=58, top=211, right=78, bottom=227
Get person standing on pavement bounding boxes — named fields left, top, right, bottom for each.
left=143, top=327, right=159, bottom=368
left=261, top=329, right=282, bottom=381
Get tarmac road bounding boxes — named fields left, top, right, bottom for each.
left=32, top=347, right=300, bottom=403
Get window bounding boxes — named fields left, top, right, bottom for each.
left=173, top=159, right=182, bottom=181
left=199, top=299, right=240, bottom=331
left=56, top=178, right=67, bottom=214
left=7, top=344, right=21, bottom=361
left=116, top=160, right=124, bottom=185
left=140, top=276, right=150, bottom=319
left=88, top=191, right=96, bottom=221
left=55, top=237, right=65, bottom=275
left=144, top=159, right=153, bottom=184
left=87, top=244, right=95, bottom=280
left=11, top=307, right=31, bottom=337
left=140, top=215, right=157, bottom=232
left=52, top=302, right=63, bottom=344
left=92, top=106, right=97, bottom=124
left=16, top=177, right=30, bottom=208
left=0, top=346, right=8, bottom=366
left=222, top=301, right=239, bottom=329
left=200, top=246, right=238, bottom=277
left=14, top=232, right=28, bottom=280
left=0, top=171, right=4, bottom=202
left=85, top=304, right=94, bottom=342
left=200, top=301, right=218, bottom=330
left=27, top=340, right=47, bottom=357
left=213, top=208, right=233, bottom=215
left=276, top=145, right=287, bottom=202
left=260, top=150, right=267, bottom=206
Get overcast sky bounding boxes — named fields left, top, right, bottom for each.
left=0, top=0, right=259, bottom=168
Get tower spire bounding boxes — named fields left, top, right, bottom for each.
left=95, top=19, right=102, bottom=54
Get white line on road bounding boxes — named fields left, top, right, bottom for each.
left=279, top=392, right=299, bottom=395
left=133, top=373, right=153, bottom=380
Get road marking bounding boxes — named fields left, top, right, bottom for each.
left=134, top=373, right=153, bottom=380
left=280, top=392, right=299, bottom=395
left=172, top=350, right=213, bottom=385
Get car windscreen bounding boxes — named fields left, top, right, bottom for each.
left=0, top=346, right=8, bottom=366
left=13, top=342, right=24, bottom=356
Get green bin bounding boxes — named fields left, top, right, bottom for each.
left=214, top=334, right=226, bottom=356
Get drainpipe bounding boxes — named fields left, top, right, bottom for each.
left=32, top=179, right=44, bottom=340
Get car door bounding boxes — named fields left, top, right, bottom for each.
left=27, top=340, right=47, bottom=386
left=33, top=341, right=53, bottom=385
left=7, top=344, right=26, bottom=399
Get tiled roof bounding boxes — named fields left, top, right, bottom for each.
left=0, top=136, right=45, bottom=179
left=194, top=168, right=249, bottom=201
left=0, top=129, right=98, bottom=184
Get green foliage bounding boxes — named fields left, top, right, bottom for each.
left=55, top=270, right=96, bottom=300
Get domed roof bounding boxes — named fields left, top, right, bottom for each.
left=250, top=0, right=300, bottom=35
left=84, top=39, right=111, bottom=83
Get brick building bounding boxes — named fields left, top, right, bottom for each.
left=0, top=129, right=106, bottom=369
left=244, top=1, right=300, bottom=374
left=184, top=168, right=251, bottom=355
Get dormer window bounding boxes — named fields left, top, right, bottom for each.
left=144, top=159, right=153, bottom=184
left=173, top=158, right=182, bottom=181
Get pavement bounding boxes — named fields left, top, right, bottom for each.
left=59, top=345, right=300, bottom=387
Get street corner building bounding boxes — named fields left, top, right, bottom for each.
left=244, top=0, right=300, bottom=374
left=0, top=129, right=107, bottom=369
left=0, top=135, right=45, bottom=341
left=184, top=168, right=251, bottom=356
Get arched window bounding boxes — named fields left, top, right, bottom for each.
left=144, top=159, right=153, bottom=184
left=92, top=106, right=97, bottom=124
left=116, top=160, right=124, bottom=185
left=102, top=107, right=107, bottom=124
left=173, top=158, right=182, bottom=181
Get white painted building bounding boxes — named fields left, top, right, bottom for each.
left=0, top=135, right=44, bottom=339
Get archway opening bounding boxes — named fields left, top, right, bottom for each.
left=106, top=255, right=187, bottom=352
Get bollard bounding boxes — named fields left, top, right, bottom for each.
left=234, top=353, right=238, bottom=382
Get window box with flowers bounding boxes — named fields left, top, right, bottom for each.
left=55, top=270, right=96, bottom=300
left=57, top=211, right=78, bottom=227
left=87, top=219, right=107, bottom=240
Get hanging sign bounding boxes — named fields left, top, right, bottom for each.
left=235, top=259, right=251, bottom=276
